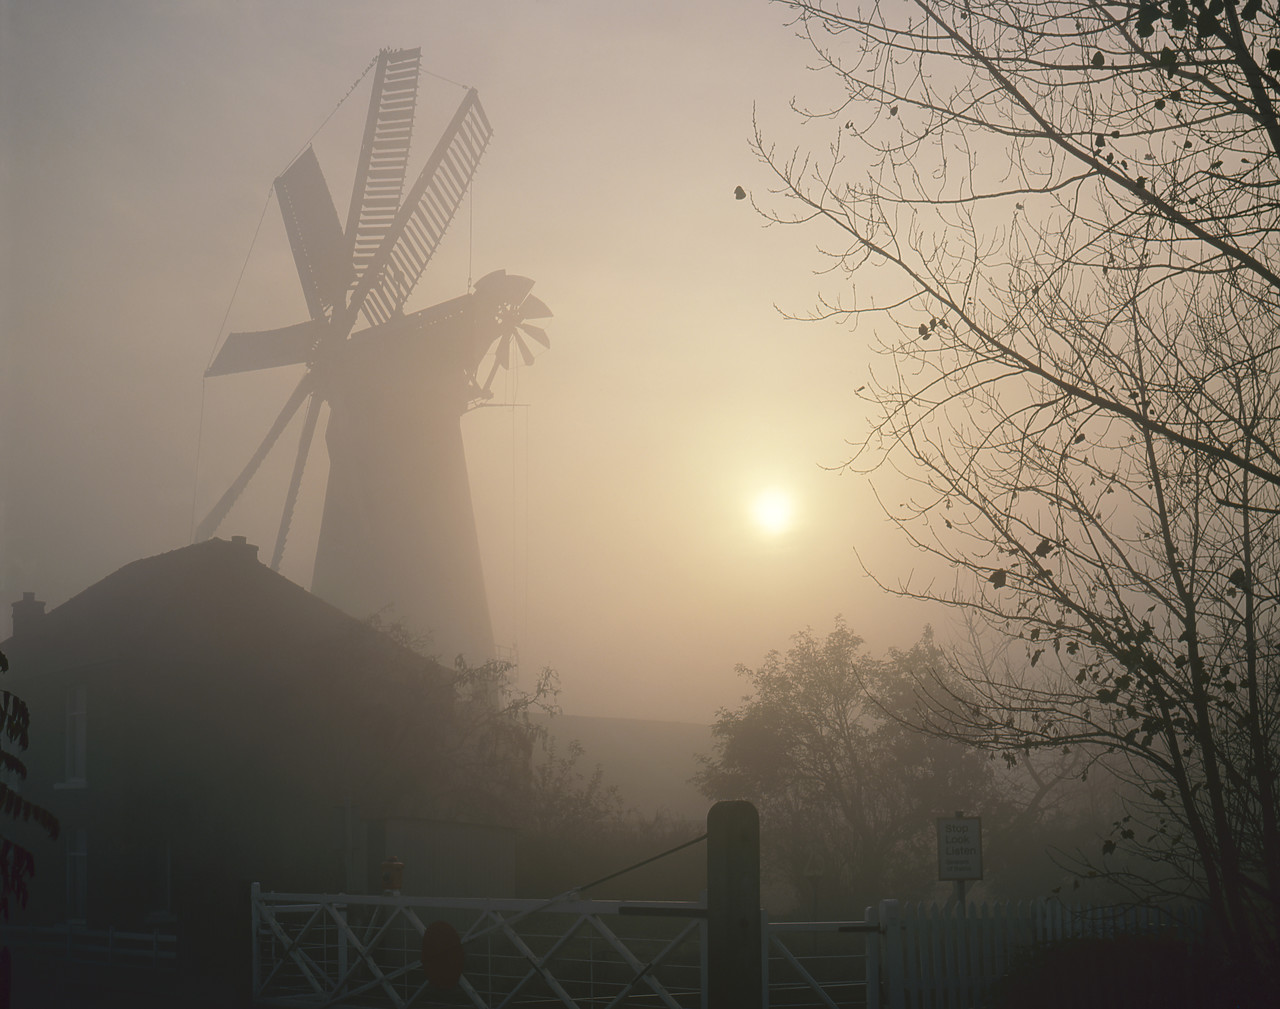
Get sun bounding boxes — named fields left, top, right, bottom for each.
left=751, top=488, right=795, bottom=536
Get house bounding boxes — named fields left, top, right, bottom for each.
left=2, top=536, right=517, bottom=976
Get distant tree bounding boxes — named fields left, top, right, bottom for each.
left=0, top=648, right=60, bottom=919
left=361, top=614, right=701, bottom=896
left=695, top=623, right=1005, bottom=908
left=754, top=0, right=1280, bottom=978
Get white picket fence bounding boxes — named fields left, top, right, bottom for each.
left=875, top=898, right=1205, bottom=1009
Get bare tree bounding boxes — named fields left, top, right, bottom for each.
left=757, top=0, right=1280, bottom=974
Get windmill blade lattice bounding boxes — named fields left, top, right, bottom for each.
left=345, top=48, right=421, bottom=296
left=349, top=88, right=493, bottom=329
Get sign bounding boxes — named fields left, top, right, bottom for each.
left=421, top=920, right=464, bottom=988
left=936, top=816, right=983, bottom=880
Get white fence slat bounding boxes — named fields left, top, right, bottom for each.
left=864, top=904, right=880, bottom=1009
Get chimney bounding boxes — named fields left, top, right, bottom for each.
left=229, top=535, right=260, bottom=563
left=11, top=591, right=46, bottom=639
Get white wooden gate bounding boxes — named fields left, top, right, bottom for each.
left=251, top=885, right=706, bottom=1008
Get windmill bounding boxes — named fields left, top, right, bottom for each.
left=196, top=48, right=550, bottom=663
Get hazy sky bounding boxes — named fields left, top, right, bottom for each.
left=2, top=0, right=941, bottom=721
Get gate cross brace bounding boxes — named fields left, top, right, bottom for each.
left=257, top=903, right=332, bottom=999
left=592, top=914, right=699, bottom=1009
left=492, top=911, right=585, bottom=1009
left=769, top=932, right=842, bottom=1009
left=322, top=902, right=415, bottom=1009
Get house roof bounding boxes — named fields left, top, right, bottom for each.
left=3, top=536, right=445, bottom=684
left=3, top=537, right=466, bottom=821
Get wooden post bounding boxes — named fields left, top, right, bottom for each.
left=706, top=800, right=762, bottom=1009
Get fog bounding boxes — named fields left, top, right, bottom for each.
left=1, top=0, right=939, bottom=721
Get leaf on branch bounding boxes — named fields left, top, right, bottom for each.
left=1269, top=50, right=1280, bottom=73
left=1135, top=3, right=1159, bottom=38
left=918, top=323, right=930, bottom=339
left=1031, top=649, right=1044, bottom=667
left=1241, top=0, right=1262, bottom=21
left=988, top=569, right=1007, bottom=589
left=1033, top=538, right=1055, bottom=558
left=733, top=186, right=746, bottom=200
left=889, top=105, right=898, bottom=117
left=1091, top=51, right=1105, bottom=68
left=1229, top=567, right=1247, bottom=589
left=1102, top=839, right=1116, bottom=855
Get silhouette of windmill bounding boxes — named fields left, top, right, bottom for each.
left=196, top=48, right=550, bottom=662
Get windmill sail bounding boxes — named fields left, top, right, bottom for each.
left=346, top=48, right=422, bottom=296
left=350, top=89, right=493, bottom=327
left=276, top=147, right=349, bottom=320
left=206, top=319, right=324, bottom=377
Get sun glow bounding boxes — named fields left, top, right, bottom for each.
left=751, top=488, right=795, bottom=536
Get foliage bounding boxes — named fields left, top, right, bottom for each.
left=363, top=613, right=701, bottom=897
left=695, top=623, right=1000, bottom=908
left=759, top=0, right=1280, bottom=970
left=0, top=648, right=60, bottom=920
left=516, top=737, right=703, bottom=898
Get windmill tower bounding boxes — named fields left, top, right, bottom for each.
left=196, top=48, right=550, bottom=663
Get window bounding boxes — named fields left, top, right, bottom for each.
left=66, top=827, right=87, bottom=922
left=57, top=684, right=87, bottom=788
